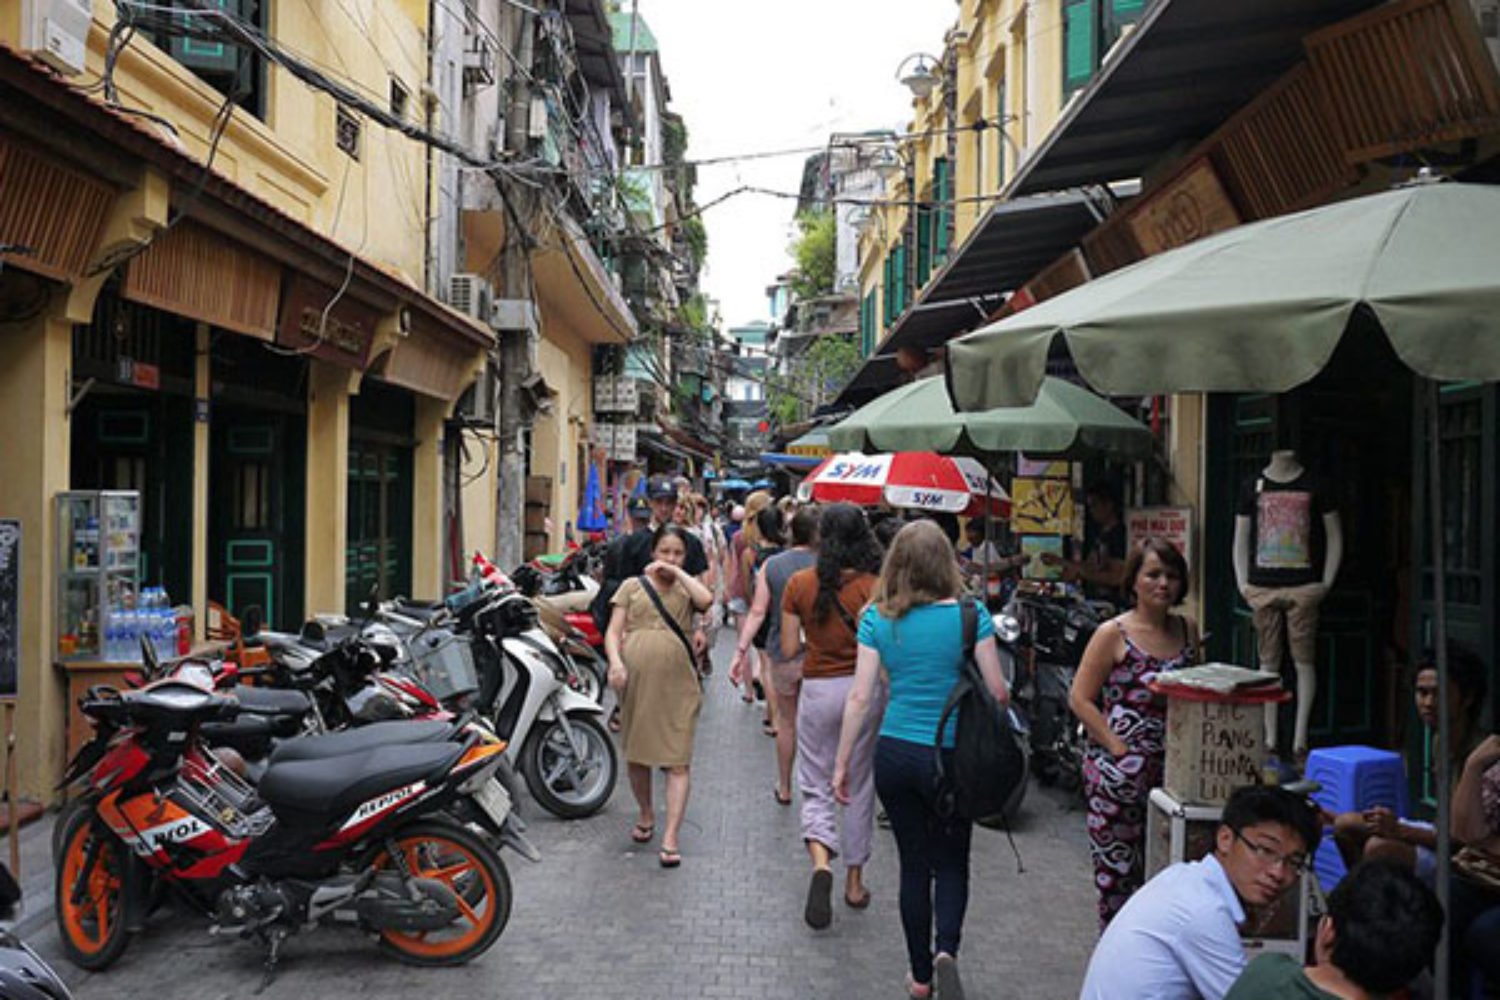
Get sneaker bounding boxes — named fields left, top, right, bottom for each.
left=934, top=954, right=964, bottom=1000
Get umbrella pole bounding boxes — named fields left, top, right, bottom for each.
left=984, top=470, right=995, bottom=602
left=1427, top=379, right=1452, bottom=1000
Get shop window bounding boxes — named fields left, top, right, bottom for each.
left=139, top=0, right=269, bottom=120
left=232, top=460, right=272, bottom=531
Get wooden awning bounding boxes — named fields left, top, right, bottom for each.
left=0, top=131, right=114, bottom=282
left=122, top=220, right=281, bottom=340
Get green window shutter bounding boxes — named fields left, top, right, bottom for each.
left=883, top=252, right=896, bottom=326
left=860, top=291, right=876, bottom=356
left=916, top=205, right=932, bottom=288
left=893, top=243, right=909, bottom=316
left=934, top=158, right=952, bottom=262
left=1063, top=0, right=1099, bottom=96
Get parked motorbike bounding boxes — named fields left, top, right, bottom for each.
left=0, top=862, right=76, bottom=1000
left=994, top=581, right=1107, bottom=797
left=55, top=678, right=518, bottom=979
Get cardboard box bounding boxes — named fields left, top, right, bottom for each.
left=1163, top=693, right=1267, bottom=806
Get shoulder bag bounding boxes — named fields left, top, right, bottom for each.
left=637, top=576, right=705, bottom=687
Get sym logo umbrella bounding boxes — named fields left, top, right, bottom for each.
left=797, top=452, right=1009, bottom=518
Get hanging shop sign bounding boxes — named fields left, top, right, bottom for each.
left=1126, top=158, right=1242, bottom=258
left=1010, top=477, right=1073, bottom=536
left=593, top=376, right=617, bottom=412
left=115, top=358, right=160, bottom=390
left=612, top=424, right=638, bottom=463
left=122, top=220, right=281, bottom=341
left=276, top=273, right=380, bottom=369
left=1127, top=505, right=1195, bottom=568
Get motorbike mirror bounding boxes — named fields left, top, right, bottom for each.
left=241, top=605, right=264, bottom=638
left=994, top=614, right=1022, bottom=645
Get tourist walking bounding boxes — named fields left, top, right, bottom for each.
left=780, top=503, right=883, bottom=931
left=1069, top=538, right=1199, bottom=929
left=834, top=519, right=1009, bottom=1000
left=730, top=504, right=818, bottom=804
left=605, top=523, right=713, bottom=868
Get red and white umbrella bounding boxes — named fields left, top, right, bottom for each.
left=797, top=452, right=1009, bottom=517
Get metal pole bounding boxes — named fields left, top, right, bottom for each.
left=1427, top=379, right=1452, bottom=999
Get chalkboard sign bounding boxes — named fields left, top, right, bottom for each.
left=0, top=520, right=17, bottom=697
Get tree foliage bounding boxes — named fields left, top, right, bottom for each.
left=766, top=333, right=860, bottom=427
left=789, top=211, right=836, bottom=300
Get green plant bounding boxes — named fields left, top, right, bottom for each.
left=789, top=211, right=836, bottom=300
left=681, top=216, right=708, bottom=271
left=765, top=333, right=860, bottom=427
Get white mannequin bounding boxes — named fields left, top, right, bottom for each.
left=1233, top=449, right=1343, bottom=759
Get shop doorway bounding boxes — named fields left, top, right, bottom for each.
left=347, top=381, right=414, bottom=611
left=69, top=288, right=195, bottom=604
left=1205, top=325, right=1414, bottom=752
left=207, top=334, right=308, bottom=631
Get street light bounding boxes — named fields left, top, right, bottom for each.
left=895, top=53, right=942, bottom=101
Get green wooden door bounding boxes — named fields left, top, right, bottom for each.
left=210, top=411, right=301, bottom=629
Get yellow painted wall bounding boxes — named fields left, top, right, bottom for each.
left=304, top=361, right=353, bottom=616
left=858, top=0, right=1076, bottom=344
left=460, top=439, right=499, bottom=567
left=0, top=307, right=75, bottom=799
left=12, top=2, right=435, bottom=282
left=533, top=326, right=594, bottom=553
left=411, top=396, right=448, bottom=598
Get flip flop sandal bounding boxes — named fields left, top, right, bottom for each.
left=844, top=889, right=872, bottom=909
left=773, top=787, right=792, bottom=806
left=658, top=847, right=681, bottom=868
left=761, top=718, right=778, bottom=737
left=906, top=976, right=932, bottom=999
left=608, top=707, right=622, bottom=733
left=804, top=868, right=833, bottom=930
left=630, top=822, right=655, bottom=843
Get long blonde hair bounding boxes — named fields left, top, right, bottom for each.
left=873, top=519, right=962, bottom=619
left=739, top=490, right=773, bottom=548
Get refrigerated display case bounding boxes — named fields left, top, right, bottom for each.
left=54, top=490, right=139, bottom=661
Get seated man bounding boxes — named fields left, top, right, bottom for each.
left=1079, top=785, right=1321, bottom=1000
left=1225, top=860, right=1443, bottom=1000
left=1332, top=644, right=1485, bottom=884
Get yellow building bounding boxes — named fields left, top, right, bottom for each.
left=0, top=2, right=491, bottom=798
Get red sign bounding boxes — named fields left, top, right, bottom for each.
left=1126, top=505, right=1194, bottom=568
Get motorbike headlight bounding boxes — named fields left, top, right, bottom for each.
left=994, top=614, right=1022, bottom=645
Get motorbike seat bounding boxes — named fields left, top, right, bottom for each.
left=268, top=718, right=455, bottom=764
left=231, top=686, right=315, bottom=718
left=258, top=741, right=463, bottom=822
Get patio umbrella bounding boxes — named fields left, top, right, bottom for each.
left=946, top=180, right=1500, bottom=411
left=946, top=177, right=1487, bottom=994
left=576, top=462, right=606, bottom=533
left=797, top=452, right=1009, bottom=518
left=827, top=375, right=1151, bottom=460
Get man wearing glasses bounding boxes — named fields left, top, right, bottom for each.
left=1078, top=785, right=1322, bottom=1000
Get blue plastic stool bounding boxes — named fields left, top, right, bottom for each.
left=1312, top=840, right=1348, bottom=893
left=1304, top=745, right=1408, bottom=815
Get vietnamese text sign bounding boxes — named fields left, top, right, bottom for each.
left=1127, top=505, right=1194, bottom=568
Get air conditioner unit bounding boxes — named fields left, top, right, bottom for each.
left=455, top=364, right=497, bottom=426
left=449, top=273, right=494, bottom=323
left=21, top=0, right=92, bottom=77
left=462, top=35, right=495, bottom=91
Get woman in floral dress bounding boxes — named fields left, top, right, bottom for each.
left=1069, top=538, right=1199, bottom=930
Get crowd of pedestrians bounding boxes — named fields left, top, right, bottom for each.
left=593, top=475, right=1476, bottom=1000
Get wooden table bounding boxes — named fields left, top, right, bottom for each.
left=56, top=643, right=228, bottom=761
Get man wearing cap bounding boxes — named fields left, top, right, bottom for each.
left=592, top=476, right=711, bottom=646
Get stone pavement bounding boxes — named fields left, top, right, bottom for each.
left=23, top=632, right=1098, bottom=999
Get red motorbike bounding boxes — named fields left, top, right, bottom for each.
left=55, top=678, right=516, bottom=979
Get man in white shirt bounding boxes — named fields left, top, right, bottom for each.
left=1078, top=785, right=1322, bottom=1000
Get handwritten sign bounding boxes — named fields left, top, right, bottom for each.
left=1127, top=505, right=1194, bottom=567
left=0, top=520, right=17, bottom=697
left=1164, top=698, right=1263, bottom=805
left=1011, top=478, right=1073, bottom=535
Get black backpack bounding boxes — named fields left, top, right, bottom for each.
left=934, top=601, right=1028, bottom=826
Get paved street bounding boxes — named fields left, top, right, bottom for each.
left=21, top=632, right=1098, bottom=999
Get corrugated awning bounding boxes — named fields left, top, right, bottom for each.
left=1006, top=0, right=1385, bottom=198
left=832, top=191, right=1108, bottom=408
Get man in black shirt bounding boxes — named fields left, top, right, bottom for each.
left=1044, top=483, right=1127, bottom=604
left=592, top=476, right=709, bottom=649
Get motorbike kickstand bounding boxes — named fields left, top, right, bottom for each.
left=255, top=927, right=287, bottom=993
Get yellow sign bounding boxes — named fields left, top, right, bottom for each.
left=1011, top=478, right=1074, bottom=535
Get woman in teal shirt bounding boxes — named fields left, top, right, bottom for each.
left=833, top=520, right=1008, bottom=1000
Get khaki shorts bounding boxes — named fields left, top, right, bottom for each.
left=769, top=653, right=804, bottom=699
left=1242, top=582, right=1324, bottom=666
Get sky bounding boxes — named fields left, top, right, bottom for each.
left=632, top=1, right=959, bottom=329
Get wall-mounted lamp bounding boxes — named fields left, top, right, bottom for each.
left=895, top=53, right=942, bottom=101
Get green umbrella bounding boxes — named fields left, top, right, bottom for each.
left=946, top=181, right=1500, bottom=411
left=827, top=375, right=1152, bottom=459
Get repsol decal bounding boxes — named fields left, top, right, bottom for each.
left=338, top=781, right=425, bottom=832
left=131, top=816, right=213, bottom=857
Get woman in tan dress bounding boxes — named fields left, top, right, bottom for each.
left=606, top=523, right=712, bottom=867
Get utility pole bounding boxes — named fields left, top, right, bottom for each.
left=494, top=5, right=538, bottom=571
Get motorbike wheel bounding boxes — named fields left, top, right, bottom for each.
left=55, top=805, right=131, bottom=970
left=519, top=714, right=617, bottom=819
left=371, top=820, right=511, bottom=967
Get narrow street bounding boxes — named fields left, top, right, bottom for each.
left=22, top=632, right=1097, bottom=1000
